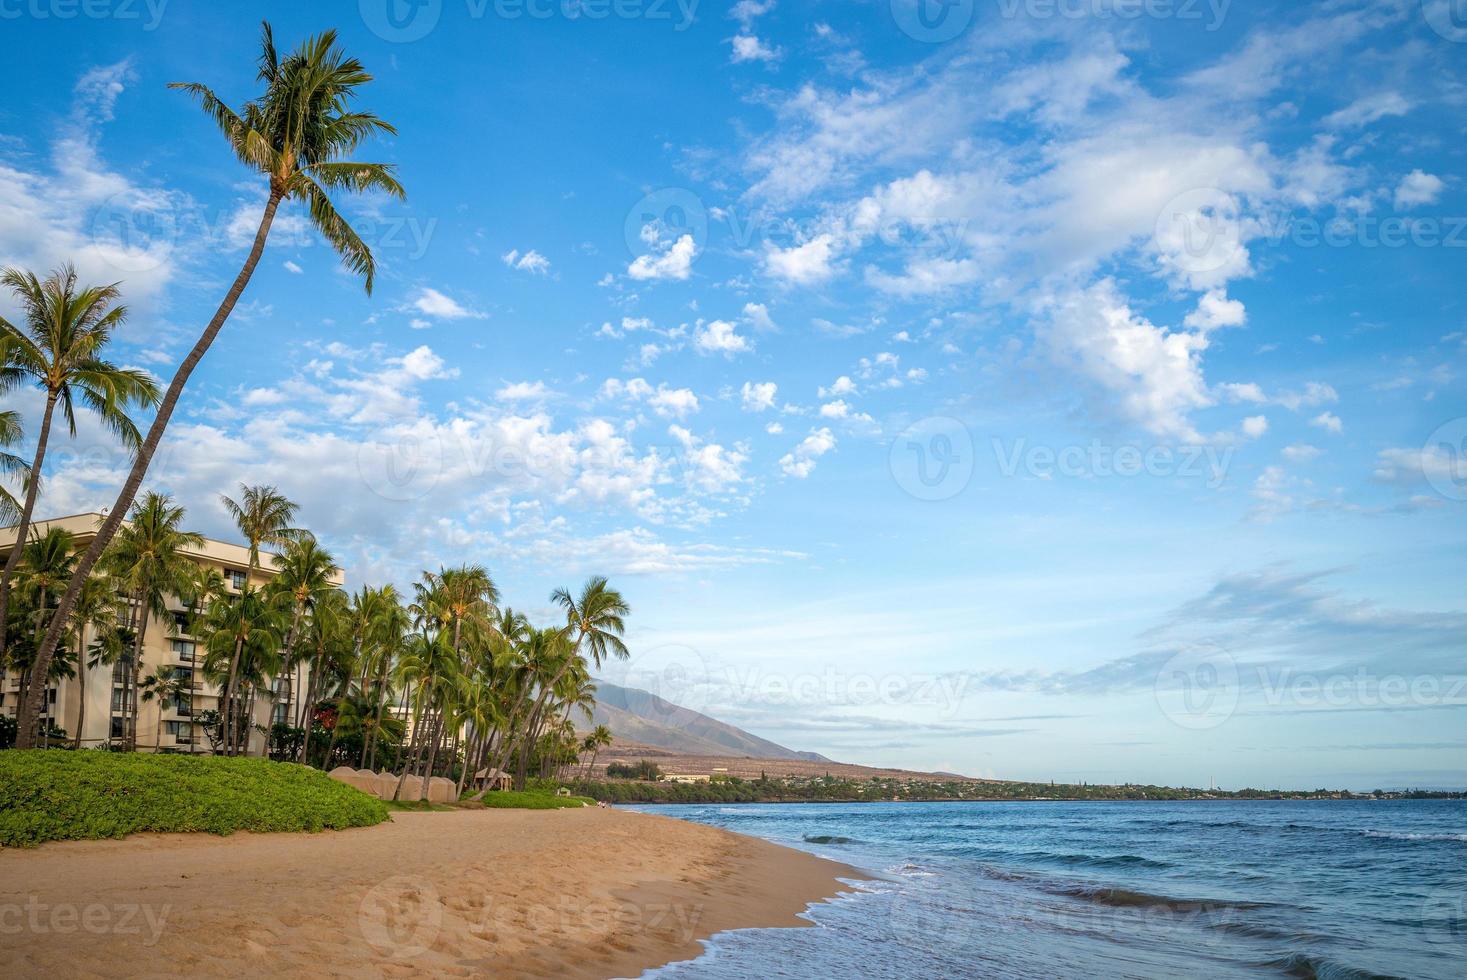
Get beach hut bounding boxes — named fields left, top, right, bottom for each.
left=474, top=768, right=514, bottom=792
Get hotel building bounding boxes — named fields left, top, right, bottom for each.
left=0, top=512, right=341, bottom=754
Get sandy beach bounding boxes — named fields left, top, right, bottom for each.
left=0, top=807, right=864, bottom=979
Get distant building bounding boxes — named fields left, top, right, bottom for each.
left=0, top=512, right=342, bottom=755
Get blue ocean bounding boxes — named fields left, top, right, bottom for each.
left=630, top=801, right=1467, bottom=979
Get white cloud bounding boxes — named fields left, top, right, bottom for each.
left=283, top=260, right=303, bottom=274
left=496, top=380, right=554, bottom=401
left=1394, top=170, right=1444, bottom=210
left=1039, top=279, right=1214, bottom=441
left=502, top=248, right=551, bottom=274
left=743, top=302, right=779, bottom=332
left=1309, top=411, right=1343, bottom=434
left=1241, top=415, right=1269, bottom=438
left=694, top=319, right=753, bottom=357
left=741, top=381, right=778, bottom=412
left=765, top=421, right=784, bottom=435
left=1276, top=383, right=1338, bottom=411
left=779, top=427, right=836, bottom=478
left=411, top=287, right=486, bottom=320
left=1218, top=382, right=1267, bottom=404
left=668, top=425, right=748, bottom=494
left=764, top=234, right=837, bottom=284
left=1283, top=443, right=1321, bottom=462
left=628, top=233, right=697, bottom=281
left=1184, top=290, right=1247, bottom=331
left=819, top=400, right=851, bottom=419
left=819, top=376, right=857, bottom=398
left=730, top=35, right=780, bottom=64
left=1322, top=92, right=1410, bottom=130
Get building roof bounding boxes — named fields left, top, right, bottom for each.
left=0, top=512, right=344, bottom=585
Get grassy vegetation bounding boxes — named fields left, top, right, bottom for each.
left=384, top=799, right=456, bottom=812
left=0, top=751, right=389, bottom=847
left=462, top=789, right=595, bottom=810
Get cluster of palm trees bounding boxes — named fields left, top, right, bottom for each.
left=0, top=21, right=403, bottom=748
left=1, top=478, right=631, bottom=797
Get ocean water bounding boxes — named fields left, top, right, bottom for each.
left=628, top=800, right=1467, bottom=980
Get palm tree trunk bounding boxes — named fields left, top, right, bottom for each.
left=392, top=680, right=428, bottom=801
left=17, top=191, right=284, bottom=748
left=222, top=635, right=245, bottom=756
left=298, top=655, right=321, bottom=766
left=0, top=393, right=58, bottom=661
left=72, top=621, right=89, bottom=750
left=129, top=605, right=150, bottom=752
left=419, top=710, right=443, bottom=802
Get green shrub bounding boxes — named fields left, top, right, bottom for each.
left=465, top=789, right=595, bottom=810
left=0, top=750, right=389, bottom=847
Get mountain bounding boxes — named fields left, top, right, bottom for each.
left=586, top=678, right=830, bottom=763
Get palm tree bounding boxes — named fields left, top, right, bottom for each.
left=66, top=573, right=125, bottom=750
left=197, top=584, right=285, bottom=756
left=264, top=532, right=338, bottom=761
left=0, top=410, right=32, bottom=525
left=7, top=526, right=78, bottom=732
left=581, top=724, right=613, bottom=780
left=221, top=484, right=301, bottom=573
left=0, top=265, right=159, bottom=663
left=18, top=22, right=403, bottom=747
left=138, top=665, right=190, bottom=751
left=99, top=492, right=203, bottom=750
left=511, top=578, right=628, bottom=788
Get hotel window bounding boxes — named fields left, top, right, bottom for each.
left=174, top=693, right=193, bottom=716
left=272, top=701, right=289, bottom=726
left=172, top=610, right=191, bottom=634
left=227, top=568, right=248, bottom=590
left=111, top=688, right=125, bottom=712
left=172, top=639, right=196, bottom=661
left=110, top=716, right=124, bottom=739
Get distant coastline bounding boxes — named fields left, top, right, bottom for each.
left=571, top=774, right=1465, bottom=806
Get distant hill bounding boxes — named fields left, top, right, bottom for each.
left=586, top=678, right=830, bottom=763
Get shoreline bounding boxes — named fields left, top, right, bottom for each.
left=0, top=807, right=864, bottom=979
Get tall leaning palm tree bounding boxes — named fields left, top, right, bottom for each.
left=0, top=265, right=159, bottom=662
left=19, top=22, right=403, bottom=746
left=222, top=483, right=300, bottom=573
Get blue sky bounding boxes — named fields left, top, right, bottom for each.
left=1, top=0, right=1464, bottom=790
